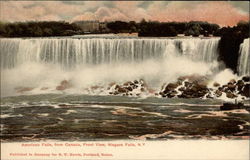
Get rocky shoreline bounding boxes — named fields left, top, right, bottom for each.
left=14, top=75, right=250, bottom=100
left=159, top=75, right=250, bottom=99
left=104, top=75, right=250, bottom=99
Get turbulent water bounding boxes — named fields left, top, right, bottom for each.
left=1, top=36, right=249, bottom=141
left=1, top=95, right=249, bottom=141
left=238, top=38, right=250, bottom=76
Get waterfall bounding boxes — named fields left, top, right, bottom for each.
left=238, top=38, right=250, bottom=76
left=0, top=37, right=220, bottom=69
left=1, top=36, right=222, bottom=97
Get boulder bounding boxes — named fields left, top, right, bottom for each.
left=227, top=83, right=236, bottom=91
left=126, top=86, right=133, bottom=91
left=241, top=84, right=250, bottom=97
left=166, top=83, right=179, bottom=90
left=115, top=85, right=120, bottom=90
left=117, top=87, right=127, bottom=93
left=113, top=91, right=119, bottom=95
left=215, top=90, right=222, bottom=97
left=178, top=87, right=186, bottom=91
left=178, top=93, right=193, bottom=98
left=229, top=79, right=236, bottom=84
left=160, top=82, right=178, bottom=97
left=181, top=90, right=196, bottom=98
left=195, top=83, right=207, bottom=90
left=131, top=83, right=138, bottom=89
left=206, top=93, right=213, bottom=99
left=190, top=86, right=198, bottom=92
left=134, top=80, right=139, bottom=84
left=236, top=80, right=245, bottom=91
left=123, top=81, right=133, bottom=86
left=242, top=76, right=250, bottom=82
left=213, top=82, right=220, bottom=87
left=195, top=80, right=208, bottom=88
left=171, top=80, right=209, bottom=98
left=218, top=87, right=223, bottom=91
left=167, top=93, right=176, bottom=98
left=140, top=88, right=145, bottom=92
left=184, top=81, right=192, bottom=87
left=222, top=84, right=228, bottom=88
left=226, top=92, right=237, bottom=98
left=162, top=82, right=180, bottom=96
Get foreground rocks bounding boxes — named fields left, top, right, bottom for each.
left=108, top=79, right=155, bottom=96
left=160, top=75, right=210, bottom=98
left=212, top=76, right=250, bottom=99
left=159, top=75, right=250, bottom=99
left=14, top=75, right=250, bottom=100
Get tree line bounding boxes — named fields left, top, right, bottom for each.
left=0, top=21, right=82, bottom=37
left=0, top=20, right=248, bottom=39
left=106, top=20, right=220, bottom=37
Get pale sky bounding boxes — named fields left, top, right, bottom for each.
left=0, top=1, right=249, bottom=26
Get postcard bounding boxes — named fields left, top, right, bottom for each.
left=0, top=1, right=249, bottom=160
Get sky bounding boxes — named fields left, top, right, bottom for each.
left=0, top=1, right=249, bottom=26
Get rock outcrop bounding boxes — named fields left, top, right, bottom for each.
left=160, top=75, right=210, bottom=98
left=108, top=79, right=154, bottom=96
left=159, top=75, right=250, bottom=99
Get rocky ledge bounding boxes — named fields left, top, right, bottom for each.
left=14, top=75, right=250, bottom=100
left=159, top=75, right=250, bottom=99
left=108, top=79, right=155, bottom=96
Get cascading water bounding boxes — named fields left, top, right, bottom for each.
left=0, top=37, right=221, bottom=96
left=2, top=36, right=249, bottom=143
left=238, top=38, right=250, bottom=76
left=1, top=37, right=220, bottom=69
